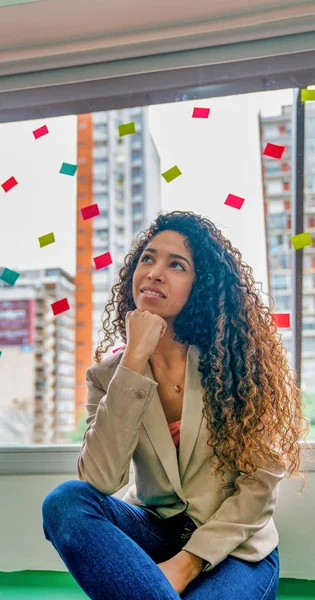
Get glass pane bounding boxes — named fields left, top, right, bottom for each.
left=0, top=86, right=313, bottom=445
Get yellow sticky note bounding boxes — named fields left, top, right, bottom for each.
left=162, top=166, right=182, bottom=183
left=301, top=89, right=315, bottom=103
left=39, top=232, right=55, bottom=248
left=118, top=122, right=136, bottom=136
left=290, top=232, right=312, bottom=250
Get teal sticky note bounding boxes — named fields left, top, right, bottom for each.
left=290, top=232, right=312, bottom=250
left=39, top=232, right=55, bottom=248
left=60, top=162, right=78, bottom=176
left=118, top=122, right=136, bottom=136
left=162, top=165, right=182, bottom=183
left=0, top=267, right=20, bottom=286
left=301, top=89, right=315, bottom=103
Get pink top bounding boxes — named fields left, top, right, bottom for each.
left=168, top=419, right=181, bottom=450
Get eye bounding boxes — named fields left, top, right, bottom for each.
left=140, top=255, right=185, bottom=271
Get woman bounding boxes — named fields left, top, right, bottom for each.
left=42, top=210, right=311, bottom=600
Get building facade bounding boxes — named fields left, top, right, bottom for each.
left=260, top=104, right=315, bottom=393
left=75, top=107, right=161, bottom=420
left=0, top=268, right=75, bottom=444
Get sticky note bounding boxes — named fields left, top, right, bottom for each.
left=93, top=251, right=113, bottom=270
left=0, top=267, right=20, bottom=286
left=290, top=232, right=312, bottom=250
left=263, top=143, right=285, bottom=159
left=59, top=162, right=78, bottom=176
left=118, top=122, right=136, bottom=136
left=224, top=193, right=245, bottom=210
left=0, top=351, right=2, bottom=357
left=1, top=176, right=18, bottom=192
left=81, top=204, right=100, bottom=220
left=271, top=314, right=290, bottom=328
left=38, top=232, right=55, bottom=248
left=112, top=344, right=127, bottom=353
left=162, top=166, right=182, bottom=183
left=192, top=107, right=210, bottom=118
left=51, top=298, right=70, bottom=316
left=301, top=89, right=315, bottom=102
left=33, top=125, right=49, bottom=139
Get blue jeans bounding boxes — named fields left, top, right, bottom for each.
left=42, top=480, right=280, bottom=600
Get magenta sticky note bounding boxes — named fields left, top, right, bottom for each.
left=224, top=193, right=245, bottom=210
left=1, top=176, right=18, bottom=192
left=93, top=252, right=113, bottom=270
left=271, top=313, right=290, bottom=328
left=33, top=125, right=49, bottom=139
left=263, top=143, right=285, bottom=159
left=81, top=204, right=100, bottom=220
left=192, top=107, right=210, bottom=119
left=51, top=297, right=70, bottom=316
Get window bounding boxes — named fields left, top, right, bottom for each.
left=1, top=57, right=314, bottom=454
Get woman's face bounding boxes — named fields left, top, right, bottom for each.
left=132, top=230, right=196, bottom=322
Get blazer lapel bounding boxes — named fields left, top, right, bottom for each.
left=142, top=345, right=205, bottom=501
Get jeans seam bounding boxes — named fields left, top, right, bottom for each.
left=261, top=568, right=278, bottom=600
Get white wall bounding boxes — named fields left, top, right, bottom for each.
left=0, top=469, right=314, bottom=579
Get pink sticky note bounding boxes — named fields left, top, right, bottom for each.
left=112, top=344, right=126, bottom=353
left=1, top=176, right=18, bottom=192
left=263, top=143, right=285, bottom=159
left=93, top=252, right=113, bottom=270
left=51, top=298, right=70, bottom=316
left=192, top=107, right=210, bottom=119
left=224, top=193, right=245, bottom=210
left=81, top=204, right=100, bottom=220
left=271, top=313, right=290, bottom=328
left=33, top=125, right=49, bottom=139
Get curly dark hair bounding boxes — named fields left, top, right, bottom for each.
left=94, top=210, right=313, bottom=494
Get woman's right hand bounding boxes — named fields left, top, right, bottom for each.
left=124, top=309, right=168, bottom=359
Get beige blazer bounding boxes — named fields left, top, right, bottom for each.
left=77, top=344, right=284, bottom=572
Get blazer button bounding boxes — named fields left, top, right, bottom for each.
left=136, top=390, right=146, bottom=399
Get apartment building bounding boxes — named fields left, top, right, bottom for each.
left=260, top=104, right=315, bottom=392
left=0, top=268, right=75, bottom=444
left=76, top=107, right=161, bottom=418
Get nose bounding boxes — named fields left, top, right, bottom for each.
left=147, top=263, right=165, bottom=282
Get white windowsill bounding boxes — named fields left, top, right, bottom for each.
left=0, top=442, right=313, bottom=474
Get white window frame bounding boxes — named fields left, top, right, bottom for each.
left=1, top=41, right=315, bottom=473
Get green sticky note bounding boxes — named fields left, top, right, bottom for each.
left=301, top=89, right=315, bottom=103
left=0, top=267, right=20, bottom=286
left=162, top=165, right=182, bottom=183
left=60, top=162, right=78, bottom=176
left=38, top=232, right=55, bottom=248
left=118, top=122, right=136, bottom=136
left=290, top=232, right=312, bottom=250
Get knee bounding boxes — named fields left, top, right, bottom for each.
left=42, top=479, right=90, bottom=530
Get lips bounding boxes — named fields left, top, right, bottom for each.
left=140, top=287, right=166, bottom=298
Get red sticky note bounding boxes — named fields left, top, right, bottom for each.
left=1, top=176, right=18, bottom=192
left=33, top=125, right=49, bottom=139
left=271, top=313, right=290, bottom=328
left=51, top=298, right=70, bottom=316
left=81, top=204, right=100, bottom=220
left=263, top=143, right=285, bottom=159
left=224, top=193, right=245, bottom=210
left=93, top=252, right=113, bottom=270
left=192, top=107, right=210, bottom=119
left=112, top=344, right=126, bottom=353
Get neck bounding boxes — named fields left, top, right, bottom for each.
left=149, top=328, right=188, bottom=370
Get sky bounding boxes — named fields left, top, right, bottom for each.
left=0, top=87, right=293, bottom=297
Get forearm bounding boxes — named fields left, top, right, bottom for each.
left=173, top=550, right=206, bottom=579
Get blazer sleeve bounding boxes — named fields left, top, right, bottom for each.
left=76, top=363, right=158, bottom=495
left=181, top=461, right=285, bottom=572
